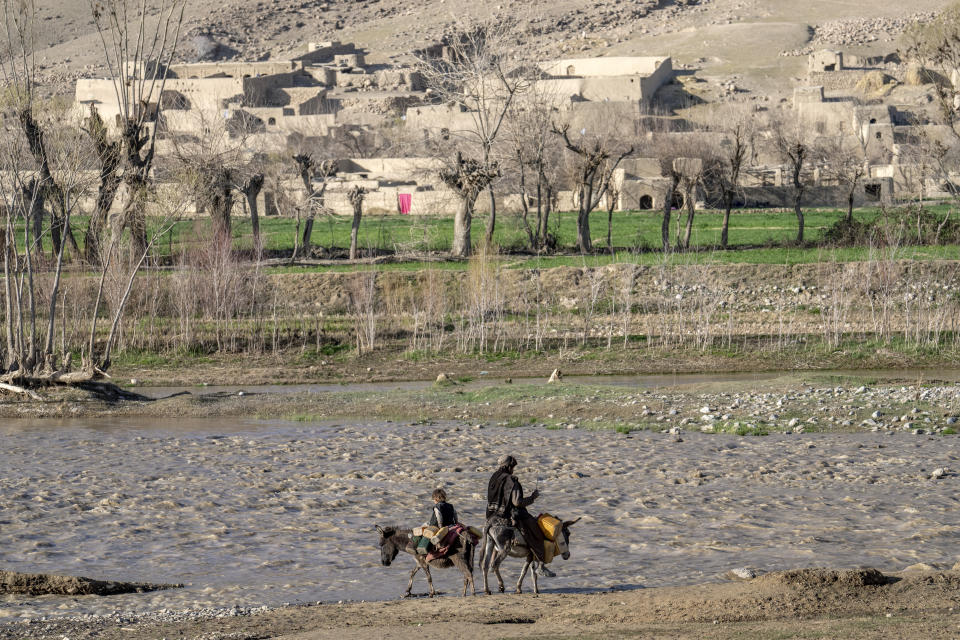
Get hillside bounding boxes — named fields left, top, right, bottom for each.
left=32, top=0, right=950, bottom=98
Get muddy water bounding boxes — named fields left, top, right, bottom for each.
left=1, top=417, right=958, bottom=619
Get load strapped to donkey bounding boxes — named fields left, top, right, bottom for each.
left=412, top=524, right=482, bottom=562
left=537, top=513, right=568, bottom=564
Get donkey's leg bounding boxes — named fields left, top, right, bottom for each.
left=404, top=563, right=420, bottom=597
left=423, top=564, right=435, bottom=597
left=492, top=551, right=506, bottom=593
left=468, top=546, right=477, bottom=596
left=452, top=555, right=469, bottom=597
left=516, top=556, right=533, bottom=594
left=481, top=539, right=494, bottom=595
left=531, top=555, right=540, bottom=595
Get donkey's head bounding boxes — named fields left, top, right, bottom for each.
left=376, top=525, right=401, bottom=566
left=556, top=517, right=581, bottom=561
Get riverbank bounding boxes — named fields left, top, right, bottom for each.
left=5, top=369, right=960, bottom=437
left=3, top=567, right=960, bottom=639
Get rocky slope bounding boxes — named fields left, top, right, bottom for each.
left=30, top=0, right=948, bottom=96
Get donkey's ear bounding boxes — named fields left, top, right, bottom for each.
left=376, top=525, right=385, bottom=535
left=563, top=517, right=581, bottom=527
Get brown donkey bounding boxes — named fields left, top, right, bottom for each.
left=376, top=525, right=477, bottom=597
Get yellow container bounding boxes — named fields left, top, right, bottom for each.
left=542, top=539, right=559, bottom=564
left=538, top=514, right=563, bottom=541
left=467, top=526, right=483, bottom=538
left=430, top=526, right=449, bottom=545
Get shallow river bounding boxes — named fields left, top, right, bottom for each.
left=1, top=417, right=958, bottom=619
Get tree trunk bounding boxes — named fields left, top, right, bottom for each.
left=243, top=177, right=264, bottom=256
left=681, top=184, right=695, bottom=250
left=576, top=188, right=592, bottom=254
left=606, top=195, right=615, bottom=254
left=210, top=170, right=234, bottom=243
left=484, top=184, right=496, bottom=248
left=794, top=193, right=805, bottom=244
left=125, top=183, right=150, bottom=257
left=452, top=197, right=473, bottom=258
left=3, top=226, right=14, bottom=369
left=847, top=190, right=854, bottom=223
left=301, top=215, right=315, bottom=256
left=349, top=199, right=363, bottom=260
left=517, top=152, right=535, bottom=249
left=721, top=194, right=732, bottom=249
left=661, top=175, right=678, bottom=252
left=538, top=182, right=552, bottom=250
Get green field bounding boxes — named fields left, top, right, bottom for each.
left=232, top=207, right=887, bottom=254
left=18, top=205, right=960, bottom=272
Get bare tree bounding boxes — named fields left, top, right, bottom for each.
left=291, top=153, right=337, bottom=260
left=674, top=157, right=703, bottom=251
left=901, top=6, right=960, bottom=142
left=417, top=16, right=528, bottom=248
left=88, top=0, right=186, bottom=256
left=83, top=105, right=123, bottom=262
left=348, top=185, right=367, bottom=260
left=652, top=131, right=700, bottom=252
left=900, top=8, right=960, bottom=225
left=553, top=123, right=633, bottom=254
left=505, top=75, right=561, bottom=250
left=705, top=105, right=756, bottom=248
left=0, top=0, right=96, bottom=386
left=818, top=133, right=867, bottom=223
left=239, top=169, right=266, bottom=256
left=772, top=115, right=814, bottom=244
left=439, top=151, right=501, bottom=257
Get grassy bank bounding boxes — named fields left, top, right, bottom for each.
left=34, top=206, right=946, bottom=262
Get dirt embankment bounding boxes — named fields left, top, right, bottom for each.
left=0, top=571, right=179, bottom=597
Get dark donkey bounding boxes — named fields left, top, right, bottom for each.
left=376, top=525, right=477, bottom=597
left=480, top=516, right=580, bottom=595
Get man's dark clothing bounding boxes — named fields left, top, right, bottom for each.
left=428, top=501, right=458, bottom=528
left=486, top=468, right=545, bottom=562
left=486, top=469, right=517, bottom=520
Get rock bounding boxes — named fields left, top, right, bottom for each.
left=129, top=378, right=139, bottom=385
left=548, top=369, right=563, bottom=383
left=788, top=418, right=799, bottom=428
left=724, top=567, right=760, bottom=581
left=953, top=560, right=960, bottom=571
left=871, top=410, right=883, bottom=419
left=902, top=562, right=939, bottom=572
left=434, top=373, right=454, bottom=386
left=700, top=406, right=712, bottom=413
left=930, top=467, right=946, bottom=479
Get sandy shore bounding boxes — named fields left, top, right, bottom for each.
left=3, top=567, right=960, bottom=639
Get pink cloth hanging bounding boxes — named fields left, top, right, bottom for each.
left=398, top=193, right=412, bottom=215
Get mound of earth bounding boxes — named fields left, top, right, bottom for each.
left=0, top=570, right=181, bottom=597
left=757, top=567, right=890, bottom=589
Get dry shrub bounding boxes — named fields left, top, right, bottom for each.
left=170, top=225, right=262, bottom=352
left=904, top=64, right=947, bottom=86
left=457, top=244, right=505, bottom=353
left=855, top=70, right=895, bottom=94
left=348, top=272, right=379, bottom=353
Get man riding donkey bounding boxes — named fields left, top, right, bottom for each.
left=484, top=455, right=555, bottom=577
